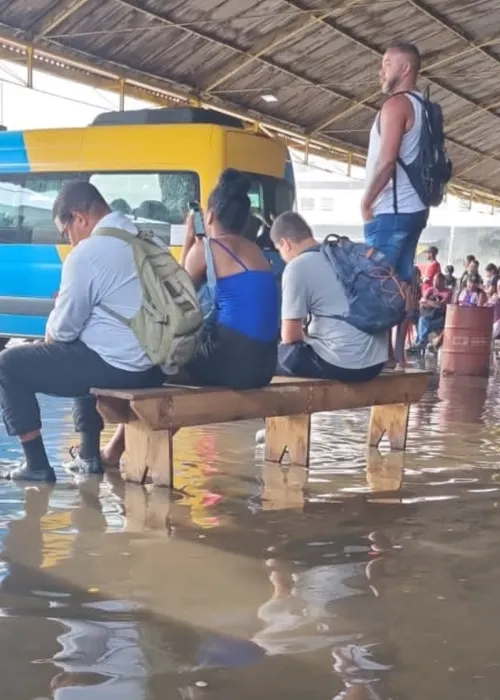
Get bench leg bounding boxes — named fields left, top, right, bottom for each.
left=124, top=422, right=174, bottom=487
left=368, top=403, right=410, bottom=451
left=265, top=414, right=311, bottom=467
left=124, top=484, right=174, bottom=531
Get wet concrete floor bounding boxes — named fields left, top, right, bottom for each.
left=0, top=371, right=499, bottom=699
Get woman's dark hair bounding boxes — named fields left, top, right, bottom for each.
left=445, top=264, right=454, bottom=274
left=467, top=273, right=480, bottom=286
left=53, top=181, right=108, bottom=223
left=486, top=262, right=498, bottom=274
left=207, top=168, right=251, bottom=234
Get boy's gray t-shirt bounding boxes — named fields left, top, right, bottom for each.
left=281, top=250, right=388, bottom=370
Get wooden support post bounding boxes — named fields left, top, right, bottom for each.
left=265, top=414, right=311, bottom=467
left=366, top=446, right=405, bottom=493
left=123, top=484, right=149, bottom=532
left=367, top=403, right=410, bottom=451
left=123, top=422, right=174, bottom=487
left=261, top=462, right=307, bottom=511
left=123, top=484, right=173, bottom=531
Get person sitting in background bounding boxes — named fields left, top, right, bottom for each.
left=483, top=263, right=499, bottom=298
left=421, top=246, right=441, bottom=294
left=405, top=266, right=422, bottom=352
left=414, top=272, right=451, bottom=349
left=444, top=264, right=457, bottom=292
left=269, top=212, right=387, bottom=381
left=487, top=278, right=500, bottom=339
left=458, top=274, right=487, bottom=306
left=459, top=255, right=481, bottom=291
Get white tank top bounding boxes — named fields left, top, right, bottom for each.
left=365, top=92, right=426, bottom=215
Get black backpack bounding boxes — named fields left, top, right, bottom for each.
left=390, top=89, right=452, bottom=210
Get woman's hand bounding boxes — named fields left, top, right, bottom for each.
left=185, top=211, right=197, bottom=249
left=181, top=211, right=199, bottom=267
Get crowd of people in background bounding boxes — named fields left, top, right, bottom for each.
left=408, top=248, right=500, bottom=354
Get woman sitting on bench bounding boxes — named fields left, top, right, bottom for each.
left=101, top=169, right=280, bottom=468
left=180, top=168, right=279, bottom=389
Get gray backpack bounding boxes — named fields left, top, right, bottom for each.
left=94, top=227, right=203, bottom=370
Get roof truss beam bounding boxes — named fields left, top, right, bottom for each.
left=84, top=0, right=374, bottom=124
left=406, top=0, right=500, bottom=73
left=109, top=0, right=361, bottom=108
left=34, top=0, right=93, bottom=39
left=279, top=0, right=500, bottom=136
left=311, top=38, right=500, bottom=135
left=203, top=6, right=339, bottom=93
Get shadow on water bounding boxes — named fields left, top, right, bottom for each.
left=0, top=375, right=500, bottom=698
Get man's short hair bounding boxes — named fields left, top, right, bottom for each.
left=270, top=211, right=314, bottom=243
left=387, top=40, right=421, bottom=74
left=52, top=181, right=109, bottom=223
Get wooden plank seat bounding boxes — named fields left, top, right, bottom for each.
left=91, top=370, right=431, bottom=488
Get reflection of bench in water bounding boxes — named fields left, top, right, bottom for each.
left=93, top=370, right=431, bottom=488
left=0, top=227, right=33, bottom=243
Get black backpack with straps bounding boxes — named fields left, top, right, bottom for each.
left=388, top=89, right=452, bottom=211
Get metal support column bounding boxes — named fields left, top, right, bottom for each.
left=119, top=78, right=126, bottom=111
left=27, top=45, right=34, bottom=89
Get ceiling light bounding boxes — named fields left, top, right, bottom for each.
left=261, top=93, right=278, bottom=103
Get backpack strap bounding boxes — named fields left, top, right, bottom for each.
left=203, top=237, right=217, bottom=288
left=92, top=226, right=137, bottom=242
left=92, top=226, right=140, bottom=326
left=376, top=91, right=425, bottom=214
left=375, top=112, right=399, bottom=214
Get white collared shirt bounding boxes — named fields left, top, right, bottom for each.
left=46, top=211, right=153, bottom=371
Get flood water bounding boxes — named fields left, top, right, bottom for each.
left=0, top=372, right=500, bottom=699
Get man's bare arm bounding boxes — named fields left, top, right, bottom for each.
left=361, top=96, right=410, bottom=219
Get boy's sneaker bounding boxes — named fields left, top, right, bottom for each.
left=64, top=447, right=103, bottom=476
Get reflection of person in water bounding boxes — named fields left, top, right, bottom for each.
left=47, top=479, right=147, bottom=700
left=0, top=485, right=65, bottom=698
left=0, top=480, right=148, bottom=700
left=50, top=602, right=147, bottom=700
left=254, top=541, right=394, bottom=700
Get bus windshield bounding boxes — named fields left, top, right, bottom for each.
left=0, top=170, right=294, bottom=245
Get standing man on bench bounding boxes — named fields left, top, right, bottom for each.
left=270, top=212, right=387, bottom=381
left=362, top=41, right=430, bottom=367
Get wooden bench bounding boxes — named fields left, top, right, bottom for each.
left=92, top=370, right=431, bottom=488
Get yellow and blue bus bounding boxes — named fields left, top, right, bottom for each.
left=0, top=107, right=295, bottom=344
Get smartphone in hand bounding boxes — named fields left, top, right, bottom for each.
left=188, top=201, right=205, bottom=237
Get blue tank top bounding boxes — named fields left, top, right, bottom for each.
left=210, top=239, right=279, bottom=342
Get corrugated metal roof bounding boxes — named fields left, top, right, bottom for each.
left=0, top=0, right=499, bottom=203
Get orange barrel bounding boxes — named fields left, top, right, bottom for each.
left=437, top=375, right=488, bottom=425
left=441, top=304, right=493, bottom=377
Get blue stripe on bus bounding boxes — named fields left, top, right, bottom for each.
left=0, top=245, right=61, bottom=298
left=0, top=314, right=47, bottom=337
left=0, top=131, right=30, bottom=173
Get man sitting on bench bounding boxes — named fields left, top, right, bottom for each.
left=270, top=212, right=388, bottom=381
left=0, top=182, right=169, bottom=482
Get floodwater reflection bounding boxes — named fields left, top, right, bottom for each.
left=0, top=373, right=499, bottom=698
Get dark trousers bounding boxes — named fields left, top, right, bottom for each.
left=0, top=340, right=165, bottom=437
left=277, top=342, right=385, bottom=382
left=187, top=325, right=277, bottom=390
